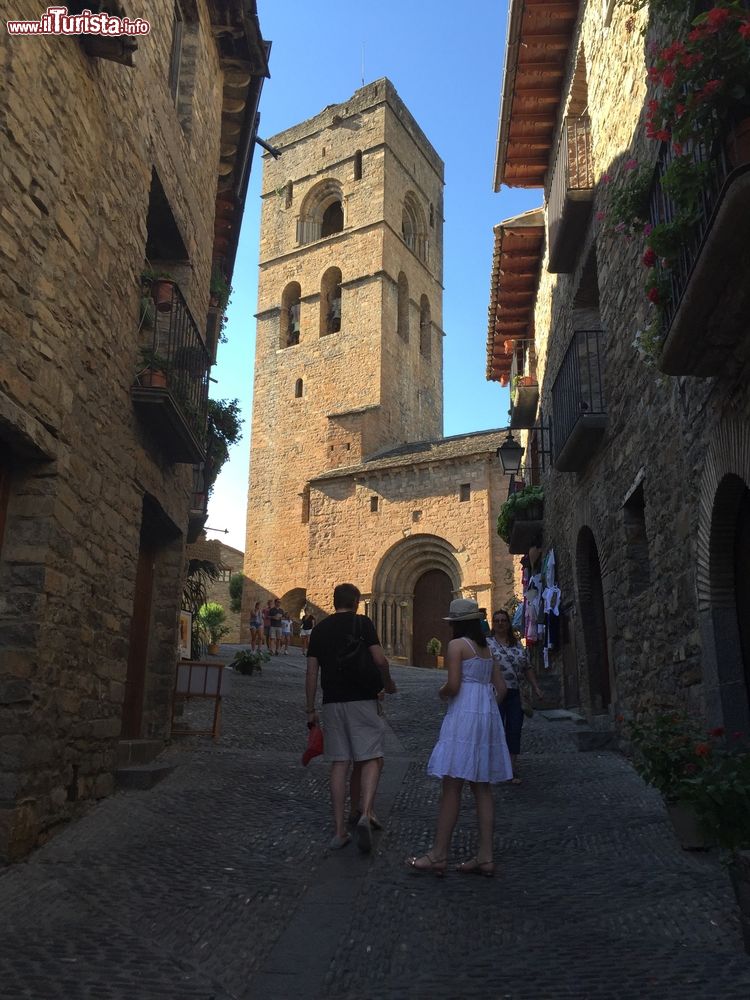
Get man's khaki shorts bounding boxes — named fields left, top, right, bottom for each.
left=269, top=626, right=282, bottom=639
left=321, top=700, right=385, bottom=762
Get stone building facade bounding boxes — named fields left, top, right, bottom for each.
left=243, top=80, right=514, bottom=663
left=0, top=2, right=268, bottom=859
left=204, top=540, right=244, bottom=643
left=489, top=1, right=750, bottom=731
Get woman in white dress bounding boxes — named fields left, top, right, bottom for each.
left=406, top=599, right=511, bottom=877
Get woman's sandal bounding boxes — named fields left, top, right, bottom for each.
left=405, top=853, right=447, bottom=877
left=456, top=857, right=496, bottom=878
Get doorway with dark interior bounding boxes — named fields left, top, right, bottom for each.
left=412, top=569, right=453, bottom=668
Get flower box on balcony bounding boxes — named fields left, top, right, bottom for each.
left=497, top=486, right=544, bottom=555
left=547, top=117, right=595, bottom=274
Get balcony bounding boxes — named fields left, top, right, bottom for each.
left=551, top=330, right=606, bottom=473
left=132, top=280, right=210, bottom=464
left=650, top=139, right=750, bottom=376
left=509, top=341, right=539, bottom=430
left=547, top=117, right=595, bottom=274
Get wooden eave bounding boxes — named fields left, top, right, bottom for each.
left=494, top=0, right=581, bottom=190
left=486, top=208, right=545, bottom=382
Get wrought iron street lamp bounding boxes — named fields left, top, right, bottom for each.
left=497, top=431, right=524, bottom=474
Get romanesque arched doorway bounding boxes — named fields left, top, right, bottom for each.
left=576, top=526, right=612, bottom=715
left=413, top=569, right=453, bottom=668
left=369, top=534, right=462, bottom=665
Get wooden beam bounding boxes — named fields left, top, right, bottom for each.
left=514, top=87, right=563, bottom=99
left=521, top=33, right=575, bottom=47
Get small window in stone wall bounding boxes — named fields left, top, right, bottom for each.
left=285, top=181, right=294, bottom=209
left=412, top=510, right=422, bottom=523
left=301, top=486, right=310, bottom=524
left=354, top=150, right=363, bottom=180
left=429, top=203, right=434, bottom=228
left=459, top=484, right=471, bottom=502
left=623, top=483, right=651, bottom=595
left=294, top=378, right=303, bottom=398
left=370, top=496, right=379, bottom=513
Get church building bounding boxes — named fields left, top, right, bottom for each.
left=242, top=79, right=513, bottom=665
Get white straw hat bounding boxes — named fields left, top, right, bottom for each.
left=443, top=598, right=484, bottom=621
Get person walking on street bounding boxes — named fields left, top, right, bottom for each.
left=306, top=583, right=397, bottom=853
left=262, top=600, right=272, bottom=651
left=487, top=608, right=544, bottom=784
left=249, top=601, right=263, bottom=652
left=281, top=612, right=292, bottom=654
left=406, top=599, right=510, bottom=877
left=300, top=609, right=316, bottom=655
left=268, top=598, right=284, bottom=655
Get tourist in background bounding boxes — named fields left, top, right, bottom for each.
left=281, top=612, right=293, bottom=654
left=300, top=608, right=316, bottom=655
left=262, top=599, right=272, bottom=651
left=487, top=608, right=544, bottom=784
left=249, top=601, right=263, bottom=652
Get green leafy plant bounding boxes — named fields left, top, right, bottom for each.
left=138, top=348, right=170, bottom=373
left=685, top=730, right=750, bottom=854
left=496, top=485, right=544, bottom=544
left=510, top=374, right=538, bottom=403
left=183, top=558, right=221, bottom=659
left=210, top=263, right=231, bottom=311
left=204, top=398, right=243, bottom=497
left=426, top=637, right=442, bottom=657
left=626, top=711, right=714, bottom=802
left=196, top=601, right=230, bottom=646
left=229, top=572, right=244, bottom=614
left=231, top=648, right=270, bottom=675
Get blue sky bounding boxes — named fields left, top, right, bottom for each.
left=208, top=0, right=540, bottom=550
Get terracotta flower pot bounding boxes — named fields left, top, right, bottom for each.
left=726, top=117, right=750, bottom=170
left=141, top=369, right=167, bottom=389
left=208, top=642, right=220, bottom=655
left=665, top=799, right=709, bottom=851
left=152, top=278, right=175, bottom=312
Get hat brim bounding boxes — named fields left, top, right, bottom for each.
left=442, top=612, right=485, bottom=621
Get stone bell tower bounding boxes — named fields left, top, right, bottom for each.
left=242, top=78, right=445, bottom=620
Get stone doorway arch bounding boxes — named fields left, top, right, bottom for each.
left=412, top=569, right=453, bottom=667
left=700, top=474, right=750, bottom=732
left=576, top=526, right=612, bottom=715
left=280, top=587, right=307, bottom=626
left=369, top=534, right=462, bottom=664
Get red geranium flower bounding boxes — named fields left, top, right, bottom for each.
left=647, top=286, right=660, bottom=304
left=709, top=726, right=725, bottom=737
left=706, top=6, right=731, bottom=31
left=662, top=67, right=677, bottom=88
left=642, top=248, right=657, bottom=268
left=701, top=80, right=723, bottom=101
left=740, top=21, right=750, bottom=40
left=695, top=742, right=711, bottom=756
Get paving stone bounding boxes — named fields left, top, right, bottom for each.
left=0, top=653, right=748, bottom=999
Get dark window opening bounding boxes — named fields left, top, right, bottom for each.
left=321, top=201, right=343, bottom=237
left=301, top=486, right=310, bottom=524
left=285, top=181, right=293, bottom=208
left=459, top=483, right=471, bottom=502
left=321, top=267, right=342, bottom=335
left=623, top=483, right=650, bottom=596
left=281, top=281, right=302, bottom=348
left=397, top=272, right=409, bottom=342
left=412, top=510, right=422, bottom=523
left=294, top=378, right=303, bottom=398
left=419, top=295, right=431, bottom=359
left=168, top=1, right=184, bottom=101
left=370, top=496, right=379, bottom=512
left=354, top=150, right=363, bottom=180
left=345, top=442, right=351, bottom=450
left=145, top=169, right=188, bottom=262
left=429, top=203, right=434, bottom=228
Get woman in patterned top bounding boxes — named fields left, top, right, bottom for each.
left=487, top=608, right=543, bottom=784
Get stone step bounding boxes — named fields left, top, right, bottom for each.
left=116, top=739, right=164, bottom=767
left=572, top=728, right=615, bottom=752
left=115, top=762, right=175, bottom=791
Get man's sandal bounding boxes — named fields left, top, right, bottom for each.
left=405, top=853, right=447, bottom=877
left=456, top=857, right=496, bottom=877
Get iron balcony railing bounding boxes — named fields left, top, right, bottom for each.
left=141, top=280, right=210, bottom=445
left=648, top=137, right=729, bottom=333
left=548, top=116, right=595, bottom=270
left=551, top=330, right=606, bottom=464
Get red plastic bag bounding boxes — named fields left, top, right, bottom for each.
left=301, top=723, right=323, bottom=766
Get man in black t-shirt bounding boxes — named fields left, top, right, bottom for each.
left=268, top=598, right=284, bottom=655
left=306, top=583, right=396, bottom=853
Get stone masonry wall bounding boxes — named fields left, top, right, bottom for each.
left=529, top=2, right=750, bottom=720
left=242, top=81, right=445, bottom=631
left=0, top=1, right=225, bottom=857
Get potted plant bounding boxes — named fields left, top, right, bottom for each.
left=685, top=730, right=750, bottom=951
left=209, top=263, right=231, bottom=311
left=142, top=268, right=176, bottom=312
left=138, top=348, right=170, bottom=388
left=626, top=712, right=715, bottom=849
left=196, top=601, right=230, bottom=655
left=231, top=648, right=270, bottom=675
left=426, top=637, right=443, bottom=668
left=496, top=485, right=544, bottom=544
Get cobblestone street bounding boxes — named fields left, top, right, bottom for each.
left=1, top=654, right=749, bottom=1000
